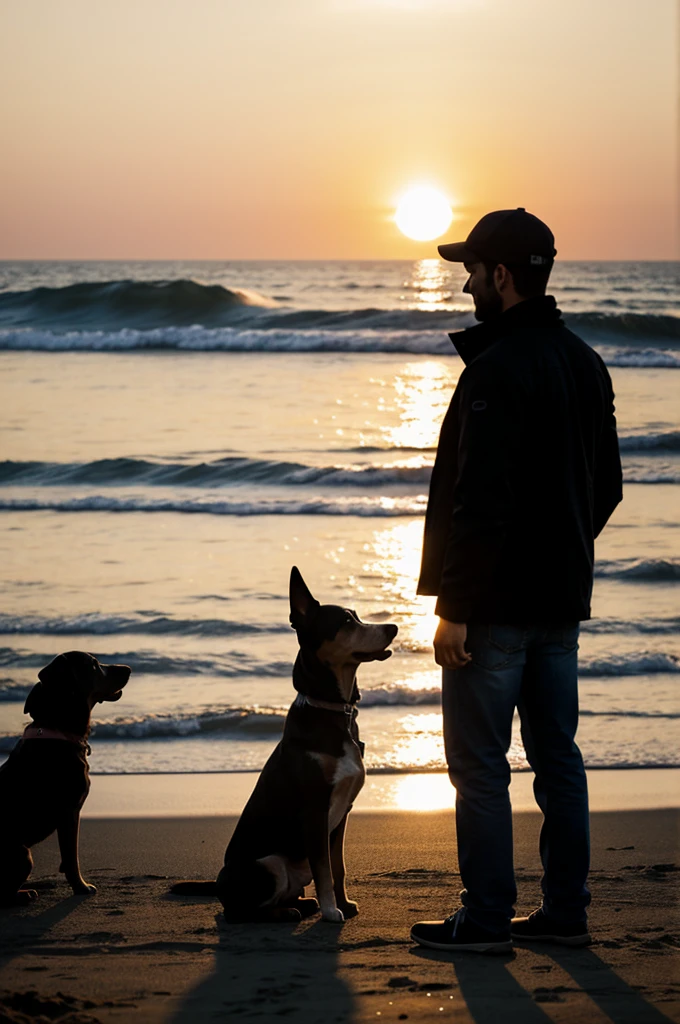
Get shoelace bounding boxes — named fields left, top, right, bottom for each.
left=446, top=909, right=465, bottom=937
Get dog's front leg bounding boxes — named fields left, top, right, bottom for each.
left=304, top=809, right=343, bottom=922
left=330, top=813, right=358, bottom=918
left=57, top=810, right=96, bottom=895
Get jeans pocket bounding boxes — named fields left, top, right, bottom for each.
left=468, top=624, right=526, bottom=671
left=487, top=624, right=528, bottom=654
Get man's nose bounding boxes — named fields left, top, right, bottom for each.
left=462, top=277, right=471, bottom=294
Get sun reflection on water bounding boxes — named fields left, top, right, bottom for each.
left=405, top=258, right=454, bottom=311
left=380, top=711, right=445, bottom=772
left=380, top=359, right=455, bottom=451
left=364, top=520, right=438, bottom=652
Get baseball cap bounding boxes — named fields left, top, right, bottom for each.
left=438, top=208, right=556, bottom=266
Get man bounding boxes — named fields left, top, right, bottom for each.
left=411, top=208, right=622, bottom=954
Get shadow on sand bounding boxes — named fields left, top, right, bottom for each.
left=411, top=943, right=677, bottom=1024
left=169, top=913, right=354, bottom=1023
left=543, top=944, right=678, bottom=1024
left=0, top=888, right=92, bottom=972
left=411, top=947, right=554, bottom=1024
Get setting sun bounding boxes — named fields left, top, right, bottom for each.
left=394, top=187, right=454, bottom=242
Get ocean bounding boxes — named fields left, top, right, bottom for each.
left=1, top=259, right=678, bottom=777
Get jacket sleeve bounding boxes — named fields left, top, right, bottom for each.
left=434, top=361, right=521, bottom=622
left=592, top=357, right=623, bottom=539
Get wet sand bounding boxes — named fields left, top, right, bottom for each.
left=0, top=809, right=678, bottom=1023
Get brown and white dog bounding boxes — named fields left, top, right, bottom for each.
left=0, top=652, right=131, bottom=906
left=171, top=567, right=397, bottom=922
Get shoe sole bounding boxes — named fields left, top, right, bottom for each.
left=411, top=930, right=513, bottom=955
left=511, top=931, right=592, bottom=948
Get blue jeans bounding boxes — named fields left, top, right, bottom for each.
left=442, top=622, right=590, bottom=933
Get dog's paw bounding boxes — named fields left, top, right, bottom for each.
left=71, top=881, right=97, bottom=896
left=295, top=897, right=320, bottom=919
left=338, top=900, right=359, bottom=919
left=0, top=889, right=39, bottom=907
left=321, top=906, right=345, bottom=923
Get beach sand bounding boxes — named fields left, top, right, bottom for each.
left=1, top=808, right=678, bottom=1023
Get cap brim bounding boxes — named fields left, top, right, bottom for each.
left=437, top=242, right=479, bottom=263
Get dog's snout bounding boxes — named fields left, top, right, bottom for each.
left=386, top=624, right=398, bottom=641
left=106, top=664, right=132, bottom=686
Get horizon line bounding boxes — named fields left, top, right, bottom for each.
left=1, top=257, right=679, bottom=264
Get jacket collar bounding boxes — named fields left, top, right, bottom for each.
left=450, top=295, right=563, bottom=365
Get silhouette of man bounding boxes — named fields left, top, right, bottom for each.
left=411, top=209, right=622, bottom=953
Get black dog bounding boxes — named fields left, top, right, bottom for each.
left=172, top=567, right=397, bottom=922
left=0, top=652, right=131, bottom=906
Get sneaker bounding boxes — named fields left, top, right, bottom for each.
left=411, top=908, right=512, bottom=954
left=511, top=908, right=591, bottom=947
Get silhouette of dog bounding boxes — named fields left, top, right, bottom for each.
left=171, top=567, right=397, bottom=922
left=0, top=652, right=131, bottom=905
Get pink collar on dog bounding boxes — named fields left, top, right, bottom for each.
left=23, top=724, right=89, bottom=749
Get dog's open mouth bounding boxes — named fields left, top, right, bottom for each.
left=99, top=671, right=131, bottom=702
left=352, top=647, right=393, bottom=663
left=100, top=667, right=131, bottom=702
left=98, top=687, right=125, bottom=703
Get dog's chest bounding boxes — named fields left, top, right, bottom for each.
left=327, top=742, right=365, bottom=832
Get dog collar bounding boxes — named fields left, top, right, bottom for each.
left=22, top=724, right=90, bottom=753
left=294, top=693, right=357, bottom=717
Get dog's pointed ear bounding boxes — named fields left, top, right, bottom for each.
left=289, top=566, right=319, bottom=629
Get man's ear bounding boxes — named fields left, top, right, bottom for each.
left=289, top=566, right=319, bottom=629
left=494, top=263, right=513, bottom=294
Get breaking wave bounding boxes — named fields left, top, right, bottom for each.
left=0, top=279, right=275, bottom=330
left=0, top=279, right=678, bottom=339
left=618, top=431, right=680, bottom=452
left=1, top=688, right=678, bottom=752
left=1, top=612, right=677, bottom=644
left=0, top=455, right=433, bottom=489
left=0, top=434, right=676, bottom=492
left=578, top=652, right=679, bottom=676
left=594, top=558, right=680, bottom=582
left=0, top=495, right=426, bottom=517
left=0, top=649, right=677, bottom=708
left=0, top=325, right=456, bottom=354
left=0, top=647, right=290, bottom=680
left=1, top=326, right=679, bottom=367
left=0, top=612, right=288, bottom=638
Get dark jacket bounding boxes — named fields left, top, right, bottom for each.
left=417, top=295, right=623, bottom=624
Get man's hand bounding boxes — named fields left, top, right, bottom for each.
left=433, top=619, right=472, bottom=670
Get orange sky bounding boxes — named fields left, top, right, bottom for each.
left=1, top=0, right=677, bottom=259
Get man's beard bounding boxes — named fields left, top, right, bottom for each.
left=473, top=288, right=503, bottom=322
